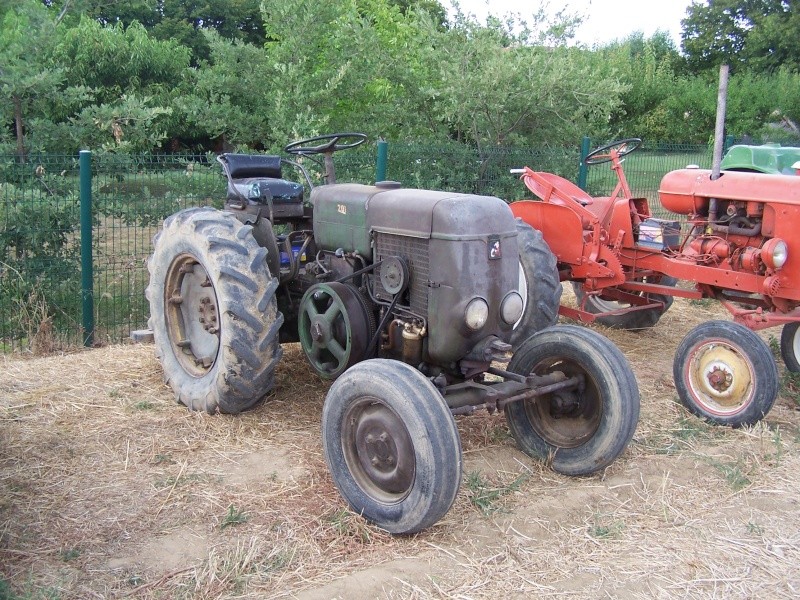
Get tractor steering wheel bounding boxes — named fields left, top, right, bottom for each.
left=284, top=132, right=367, bottom=156
left=584, top=138, right=642, bottom=165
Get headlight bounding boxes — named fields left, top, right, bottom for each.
left=762, top=238, right=788, bottom=270
left=500, top=291, right=524, bottom=325
left=465, top=298, right=489, bottom=331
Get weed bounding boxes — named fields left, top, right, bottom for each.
left=486, top=424, right=512, bottom=444
left=220, top=505, right=248, bottom=529
left=780, top=371, right=800, bottom=408
left=59, top=548, right=80, bottom=562
left=767, top=428, right=784, bottom=466
left=767, top=335, right=780, bottom=358
left=464, top=471, right=526, bottom=515
left=589, top=513, right=625, bottom=539
left=589, top=521, right=625, bottom=540
left=689, top=298, right=715, bottom=308
left=259, top=550, right=293, bottom=576
left=0, top=578, right=61, bottom=600
left=746, top=521, right=764, bottom=536
left=153, top=454, right=173, bottom=465
left=154, top=472, right=205, bottom=489
left=670, top=415, right=712, bottom=442
left=707, top=458, right=751, bottom=491
left=133, top=400, right=155, bottom=411
left=325, top=508, right=376, bottom=543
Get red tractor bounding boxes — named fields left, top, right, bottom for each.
left=511, top=139, right=800, bottom=427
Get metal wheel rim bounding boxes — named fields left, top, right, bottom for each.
left=686, top=339, right=754, bottom=415
left=523, top=357, right=602, bottom=448
left=341, top=398, right=416, bottom=503
left=792, top=326, right=800, bottom=364
left=164, top=254, right=220, bottom=377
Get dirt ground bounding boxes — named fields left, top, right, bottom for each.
left=1, top=298, right=799, bottom=599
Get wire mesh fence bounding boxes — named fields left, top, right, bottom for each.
left=584, top=141, right=714, bottom=218
left=0, top=139, right=715, bottom=351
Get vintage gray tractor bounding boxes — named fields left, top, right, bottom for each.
left=146, top=133, right=640, bottom=534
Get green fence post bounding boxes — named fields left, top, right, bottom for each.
left=79, top=150, right=94, bottom=347
left=723, top=134, right=734, bottom=155
left=376, top=139, right=388, bottom=182
left=577, top=136, right=591, bottom=190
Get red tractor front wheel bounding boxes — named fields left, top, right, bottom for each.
left=673, top=321, right=778, bottom=427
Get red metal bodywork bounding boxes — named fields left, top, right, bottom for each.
left=511, top=156, right=800, bottom=331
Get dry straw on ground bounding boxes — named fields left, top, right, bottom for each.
left=1, top=298, right=798, bottom=599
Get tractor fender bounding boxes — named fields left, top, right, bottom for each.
left=510, top=201, right=586, bottom=266
left=510, top=201, right=625, bottom=285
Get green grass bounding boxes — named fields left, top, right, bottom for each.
left=707, top=458, right=752, bottom=491
left=746, top=521, right=765, bottom=536
left=588, top=513, right=625, bottom=540
left=780, top=370, right=800, bottom=408
left=132, top=400, right=156, bottom=411
left=0, top=579, right=61, bottom=600
left=324, top=508, right=376, bottom=543
left=464, top=471, right=526, bottom=515
left=220, top=505, right=249, bottom=529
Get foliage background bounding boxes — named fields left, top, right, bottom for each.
left=2, top=0, right=799, bottom=158
left=2, top=0, right=800, bottom=349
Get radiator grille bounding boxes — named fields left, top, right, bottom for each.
left=374, top=233, right=429, bottom=316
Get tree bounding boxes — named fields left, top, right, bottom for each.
left=47, top=17, right=190, bottom=152
left=427, top=12, right=625, bottom=148
left=178, top=31, right=276, bottom=149
left=745, top=3, right=800, bottom=72
left=255, top=0, right=444, bottom=147
left=681, top=0, right=800, bottom=73
left=0, top=1, right=64, bottom=159
left=44, top=0, right=265, bottom=65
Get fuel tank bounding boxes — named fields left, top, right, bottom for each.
left=659, top=168, right=800, bottom=215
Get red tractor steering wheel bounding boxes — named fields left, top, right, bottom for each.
left=584, top=138, right=642, bottom=165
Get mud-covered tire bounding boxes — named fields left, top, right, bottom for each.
left=572, top=276, right=677, bottom=330
left=674, top=320, right=778, bottom=427
left=780, top=322, right=800, bottom=373
left=146, top=207, right=283, bottom=414
left=505, top=325, right=640, bottom=476
left=510, top=220, right=561, bottom=347
left=322, top=359, right=462, bottom=534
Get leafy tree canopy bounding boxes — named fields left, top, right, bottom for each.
left=681, top=0, right=800, bottom=73
left=43, top=0, right=265, bottom=64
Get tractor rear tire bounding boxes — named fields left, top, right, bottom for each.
left=510, top=220, right=561, bottom=347
left=146, top=207, right=283, bottom=414
left=505, top=325, right=640, bottom=476
left=780, top=322, right=800, bottom=373
left=673, top=320, right=778, bottom=427
left=322, top=359, right=462, bottom=534
left=571, top=276, right=677, bottom=330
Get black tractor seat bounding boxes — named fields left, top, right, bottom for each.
left=218, top=153, right=304, bottom=218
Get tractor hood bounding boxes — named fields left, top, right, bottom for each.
left=312, top=183, right=516, bottom=257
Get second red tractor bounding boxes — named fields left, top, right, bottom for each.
left=511, top=139, right=800, bottom=427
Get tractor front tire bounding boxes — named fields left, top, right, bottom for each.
left=322, top=359, right=462, bottom=534
left=673, top=320, right=778, bottom=427
left=505, top=325, right=640, bottom=476
left=146, top=207, right=283, bottom=414
left=510, top=220, right=561, bottom=347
